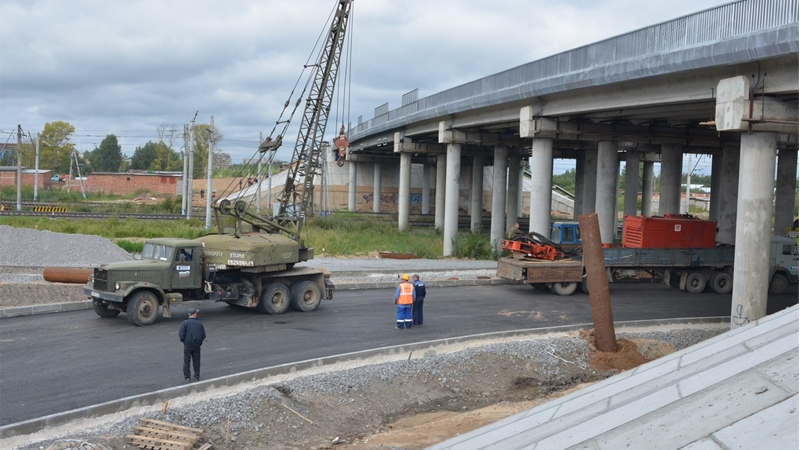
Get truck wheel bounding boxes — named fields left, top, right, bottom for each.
left=710, top=272, right=733, bottom=294
left=550, top=282, right=577, bottom=296
left=769, top=274, right=789, bottom=295
left=684, top=272, right=706, bottom=294
left=93, top=299, right=120, bottom=318
left=290, top=280, right=322, bottom=312
left=530, top=283, right=549, bottom=291
left=258, top=283, right=290, bottom=315
left=580, top=275, right=590, bottom=295
left=127, top=291, right=159, bottom=326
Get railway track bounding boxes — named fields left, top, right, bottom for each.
left=0, top=210, right=187, bottom=220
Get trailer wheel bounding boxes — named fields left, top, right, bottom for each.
left=550, top=282, right=577, bottom=296
left=769, top=274, right=789, bottom=295
left=684, top=272, right=706, bottom=294
left=258, top=283, right=290, bottom=315
left=710, top=272, right=733, bottom=294
left=290, top=280, right=322, bottom=312
left=127, top=291, right=159, bottom=326
left=93, top=299, right=121, bottom=318
left=530, top=283, right=549, bottom=291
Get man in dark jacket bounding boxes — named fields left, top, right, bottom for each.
left=179, top=308, right=206, bottom=382
left=412, top=274, right=426, bottom=326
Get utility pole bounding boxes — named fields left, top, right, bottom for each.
left=16, top=125, right=22, bottom=211
left=205, top=116, right=214, bottom=229
left=268, top=147, right=273, bottom=215
left=257, top=132, right=262, bottom=214
left=188, top=112, right=197, bottom=220
left=33, top=133, right=40, bottom=201
left=181, top=124, right=189, bottom=216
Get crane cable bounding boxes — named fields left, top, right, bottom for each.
left=216, top=1, right=343, bottom=215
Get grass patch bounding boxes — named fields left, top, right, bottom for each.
left=0, top=211, right=497, bottom=260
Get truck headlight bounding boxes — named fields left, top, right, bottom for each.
left=115, top=283, right=120, bottom=291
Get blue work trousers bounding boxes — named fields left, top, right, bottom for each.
left=396, top=304, right=412, bottom=329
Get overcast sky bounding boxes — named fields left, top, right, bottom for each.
left=1, top=0, right=728, bottom=173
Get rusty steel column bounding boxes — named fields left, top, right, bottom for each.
left=578, top=213, right=617, bottom=352
left=42, top=267, right=93, bottom=284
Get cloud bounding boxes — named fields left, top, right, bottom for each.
left=0, top=0, right=727, bottom=163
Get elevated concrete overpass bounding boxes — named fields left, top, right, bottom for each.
left=343, top=0, right=798, bottom=327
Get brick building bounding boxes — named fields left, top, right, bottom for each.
left=0, top=167, right=53, bottom=191
left=81, top=172, right=183, bottom=196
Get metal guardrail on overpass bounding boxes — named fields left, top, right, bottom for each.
left=350, top=0, right=799, bottom=141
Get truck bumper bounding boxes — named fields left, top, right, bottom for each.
left=83, top=287, right=124, bottom=303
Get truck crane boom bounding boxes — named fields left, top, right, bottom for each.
left=214, top=0, right=353, bottom=244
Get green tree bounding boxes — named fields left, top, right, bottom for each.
left=552, top=168, right=576, bottom=196
left=89, top=134, right=123, bottom=172
left=191, top=123, right=222, bottom=179
left=130, top=141, right=160, bottom=170
left=150, top=142, right=183, bottom=171
left=39, top=121, right=75, bottom=174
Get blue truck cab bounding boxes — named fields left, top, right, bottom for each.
left=550, top=222, right=581, bottom=245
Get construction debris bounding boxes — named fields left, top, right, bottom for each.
left=125, top=418, right=208, bottom=450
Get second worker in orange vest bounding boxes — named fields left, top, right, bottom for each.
left=394, top=274, right=417, bottom=329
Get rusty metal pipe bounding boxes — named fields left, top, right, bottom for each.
left=42, top=267, right=93, bottom=284
left=578, top=213, right=617, bottom=352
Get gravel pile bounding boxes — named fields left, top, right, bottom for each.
left=0, top=225, right=133, bottom=268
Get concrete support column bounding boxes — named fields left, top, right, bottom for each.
left=709, top=154, right=723, bottom=221
left=347, top=161, right=357, bottom=211
left=422, top=163, right=431, bottom=215
left=642, top=160, right=654, bottom=217
left=506, top=153, right=521, bottom=229
left=398, top=153, right=411, bottom=231
left=774, top=148, right=798, bottom=236
left=443, top=144, right=462, bottom=256
left=659, top=144, right=682, bottom=215
left=471, top=155, right=484, bottom=232
left=596, top=141, right=619, bottom=244
left=490, top=146, right=509, bottom=254
left=529, top=138, right=553, bottom=236
left=517, top=167, right=524, bottom=218
left=623, top=150, right=639, bottom=217
left=435, top=154, right=446, bottom=231
left=373, top=162, right=382, bottom=213
left=583, top=149, right=598, bottom=213
left=732, top=132, right=778, bottom=328
left=573, top=155, right=585, bottom=218
left=718, top=148, right=740, bottom=245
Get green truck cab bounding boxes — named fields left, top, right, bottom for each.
left=84, top=238, right=205, bottom=326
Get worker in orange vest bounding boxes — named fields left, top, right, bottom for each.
left=394, top=273, right=416, bottom=329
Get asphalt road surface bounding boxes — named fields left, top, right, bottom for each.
left=1, top=283, right=797, bottom=426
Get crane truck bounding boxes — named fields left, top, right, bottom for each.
left=84, top=0, right=353, bottom=326
left=497, top=216, right=799, bottom=296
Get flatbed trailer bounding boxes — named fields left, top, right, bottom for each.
left=498, top=243, right=738, bottom=296
left=498, top=235, right=798, bottom=296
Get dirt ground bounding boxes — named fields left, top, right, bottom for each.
left=3, top=282, right=671, bottom=450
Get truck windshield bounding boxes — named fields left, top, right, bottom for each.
left=142, top=243, right=172, bottom=261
